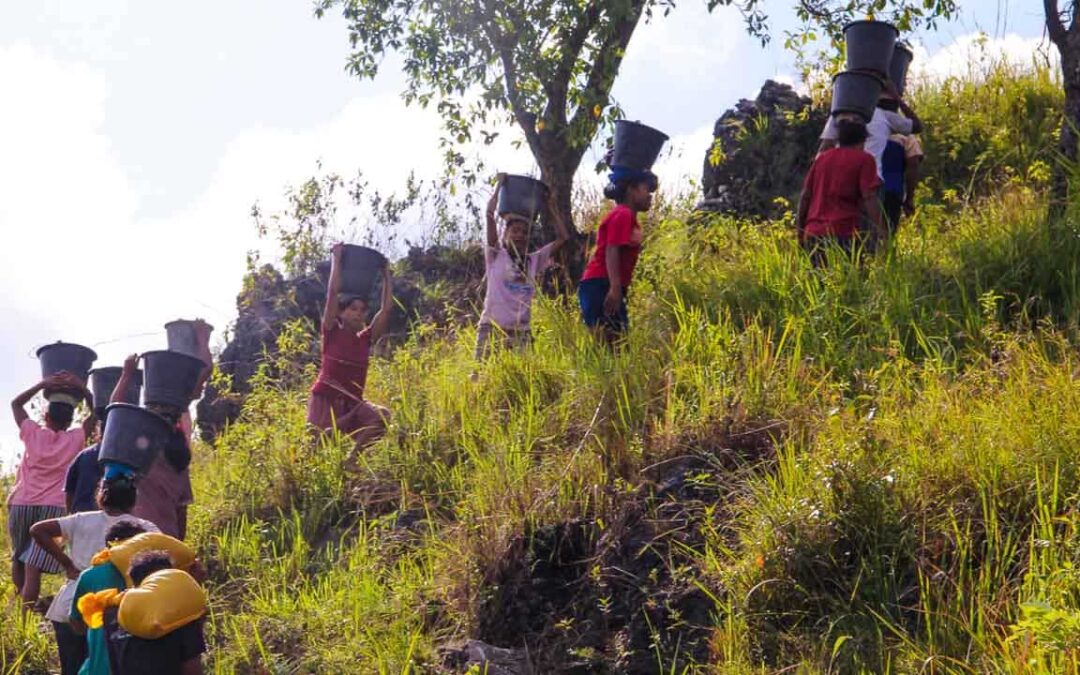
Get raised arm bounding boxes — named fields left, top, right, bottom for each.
left=322, top=243, right=345, bottom=333
left=486, top=174, right=505, bottom=248
left=191, top=319, right=214, bottom=399
left=111, top=354, right=139, bottom=405
left=12, top=379, right=47, bottom=428
left=368, top=266, right=395, bottom=344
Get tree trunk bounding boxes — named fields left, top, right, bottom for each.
left=1054, top=38, right=1080, bottom=211
left=536, top=141, right=588, bottom=288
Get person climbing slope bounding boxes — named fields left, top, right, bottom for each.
left=476, top=174, right=570, bottom=359
left=308, top=242, right=395, bottom=473
left=818, top=79, right=923, bottom=181
left=29, top=471, right=158, bottom=675
left=796, top=114, right=885, bottom=265
left=9, top=372, right=96, bottom=607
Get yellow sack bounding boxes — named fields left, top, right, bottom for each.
left=118, top=569, right=206, bottom=640
left=106, top=532, right=196, bottom=586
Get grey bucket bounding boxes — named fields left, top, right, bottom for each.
left=889, top=42, right=915, bottom=95
left=141, top=350, right=205, bottom=411
left=339, top=245, right=387, bottom=300
left=37, top=342, right=97, bottom=384
left=831, top=71, right=884, bottom=122
left=90, top=367, right=143, bottom=416
left=98, top=403, right=174, bottom=472
left=611, top=120, right=669, bottom=171
left=165, top=320, right=213, bottom=363
left=843, top=20, right=899, bottom=76
left=497, top=175, right=549, bottom=221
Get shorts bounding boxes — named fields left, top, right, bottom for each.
left=475, top=323, right=532, bottom=360
left=578, top=278, right=629, bottom=335
left=307, top=390, right=390, bottom=437
left=7, top=504, right=65, bottom=574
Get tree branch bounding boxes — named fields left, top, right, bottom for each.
left=1045, top=0, right=1067, bottom=47
left=474, top=0, right=541, bottom=155
left=545, top=1, right=604, bottom=126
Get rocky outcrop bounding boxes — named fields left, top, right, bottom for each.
left=699, top=79, right=829, bottom=219
left=195, top=246, right=484, bottom=441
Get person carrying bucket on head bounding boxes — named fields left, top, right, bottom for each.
left=475, top=173, right=570, bottom=361
left=797, top=113, right=884, bottom=266
left=28, top=468, right=158, bottom=675
left=8, top=372, right=96, bottom=608
left=579, top=120, right=667, bottom=344
left=308, top=242, right=395, bottom=473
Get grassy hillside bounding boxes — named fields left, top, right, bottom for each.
left=3, top=63, right=1078, bottom=674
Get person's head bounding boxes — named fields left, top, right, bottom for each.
left=604, top=169, right=658, bottom=213
left=877, top=96, right=900, bottom=113
left=835, top=116, right=869, bottom=148
left=44, top=401, right=75, bottom=431
left=96, top=473, right=138, bottom=514
left=145, top=403, right=182, bottom=426
left=105, top=520, right=146, bottom=546
left=502, top=216, right=530, bottom=254
left=128, top=550, right=173, bottom=587
left=337, top=294, right=369, bottom=331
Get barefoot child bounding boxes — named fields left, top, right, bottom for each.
left=9, top=373, right=95, bottom=606
left=476, top=175, right=570, bottom=359
left=308, top=243, right=394, bottom=472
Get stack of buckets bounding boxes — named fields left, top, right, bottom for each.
left=831, top=21, right=915, bottom=122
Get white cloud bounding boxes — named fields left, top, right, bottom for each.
left=910, top=32, right=1056, bottom=83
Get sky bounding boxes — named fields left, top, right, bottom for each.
left=0, top=0, right=1051, bottom=467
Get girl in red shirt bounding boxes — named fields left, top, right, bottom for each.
left=308, top=243, right=394, bottom=472
left=578, top=168, right=656, bottom=343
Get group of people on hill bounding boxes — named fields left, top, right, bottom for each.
left=797, top=78, right=924, bottom=264
left=9, top=332, right=212, bottom=674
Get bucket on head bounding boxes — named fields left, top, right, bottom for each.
left=889, top=42, right=915, bottom=96
left=141, top=351, right=205, bottom=411
left=90, top=367, right=143, bottom=416
left=497, top=175, right=549, bottom=222
left=831, top=70, right=884, bottom=123
left=611, top=120, right=669, bottom=171
left=98, top=403, right=174, bottom=472
left=164, top=320, right=214, bottom=364
left=338, top=245, right=388, bottom=301
left=37, top=342, right=97, bottom=388
left=843, top=20, right=899, bottom=77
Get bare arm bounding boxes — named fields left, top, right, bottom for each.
left=368, top=266, right=395, bottom=344
left=904, top=155, right=922, bottom=212
left=899, top=100, right=922, bottom=134
left=601, top=246, right=624, bottom=317
left=796, top=187, right=812, bottom=241
left=177, top=505, right=188, bottom=541
left=322, top=243, right=344, bottom=333
left=30, top=519, right=78, bottom=580
left=12, top=380, right=47, bottom=429
left=486, top=176, right=504, bottom=248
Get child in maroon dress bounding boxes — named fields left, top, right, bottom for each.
left=308, top=242, right=394, bottom=472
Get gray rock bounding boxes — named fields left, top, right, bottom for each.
left=439, top=640, right=534, bottom=675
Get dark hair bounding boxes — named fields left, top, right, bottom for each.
left=836, top=118, right=869, bottom=147
left=146, top=403, right=182, bottom=426
left=105, top=520, right=146, bottom=545
left=128, top=550, right=173, bottom=586
left=877, top=98, right=900, bottom=112
left=604, top=173, right=658, bottom=203
left=96, top=475, right=137, bottom=512
left=337, top=294, right=367, bottom=312
left=47, top=402, right=75, bottom=429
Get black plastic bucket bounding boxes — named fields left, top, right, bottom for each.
left=889, top=42, right=915, bottom=95
left=339, top=245, right=388, bottom=300
left=843, top=20, right=899, bottom=76
left=611, top=120, right=669, bottom=170
left=831, top=71, right=884, bottom=122
left=37, top=342, right=97, bottom=385
left=98, top=403, right=174, bottom=472
left=165, top=320, right=213, bottom=364
left=90, top=367, right=143, bottom=415
left=497, top=175, right=549, bottom=221
left=141, top=350, right=205, bottom=411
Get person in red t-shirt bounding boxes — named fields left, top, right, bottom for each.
left=578, top=168, right=656, bottom=343
left=796, top=114, right=884, bottom=266
left=308, top=242, right=394, bottom=472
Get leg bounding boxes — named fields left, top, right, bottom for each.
left=20, top=564, right=42, bottom=606
left=343, top=402, right=390, bottom=471
left=11, top=559, right=24, bottom=594
left=53, top=621, right=88, bottom=675
left=474, top=323, right=494, bottom=361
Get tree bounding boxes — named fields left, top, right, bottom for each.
left=1043, top=1, right=1080, bottom=207
left=315, top=0, right=954, bottom=250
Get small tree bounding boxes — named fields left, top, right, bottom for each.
left=1043, top=1, right=1080, bottom=206
left=315, top=0, right=953, bottom=249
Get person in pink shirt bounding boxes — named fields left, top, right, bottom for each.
left=476, top=174, right=570, bottom=360
left=308, top=242, right=395, bottom=473
left=8, top=372, right=95, bottom=606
